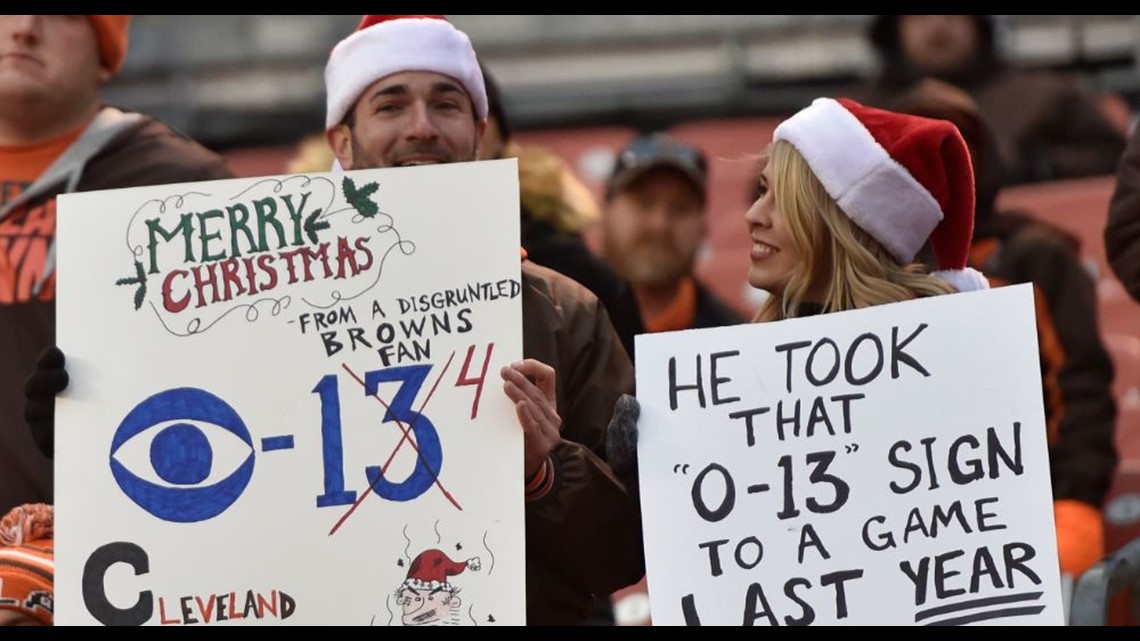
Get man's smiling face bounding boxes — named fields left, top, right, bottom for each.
left=328, top=70, right=485, bottom=171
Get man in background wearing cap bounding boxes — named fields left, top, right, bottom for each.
left=480, top=63, right=646, bottom=360
left=4, top=16, right=233, bottom=514
left=602, top=134, right=744, bottom=335
left=598, top=134, right=742, bottom=625
left=323, top=15, right=643, bottom=625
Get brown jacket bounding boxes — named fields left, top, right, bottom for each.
left=519, top=259, right=644, bottom=625
left=1106, top=125, right=1140, bottom=301
left=0, top=108, right=232, bottom=514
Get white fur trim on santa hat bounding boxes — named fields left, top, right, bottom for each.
left=324, top=17, right=488, bottom=129
left=773, top=98, right=944, bottom=265
left=403, top=578, right=453, bottom=592
left=933, top=267, right=990, bottom=293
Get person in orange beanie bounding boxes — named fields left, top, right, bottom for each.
left=7, top=15, right=234, bottom=515
left=0, top=504, right=54, bottom=626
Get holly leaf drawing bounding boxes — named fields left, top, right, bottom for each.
left=303, top=208, right=329, bottom=244
left=113, top=261, right=148, bottom=311
left=343, top=175, right=380, bottom=219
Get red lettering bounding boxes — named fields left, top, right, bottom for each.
left=228, top=592, right=243, bottom=620
left=242, top=257, right=259, bottom=296
left=158, top=597, right=181, bottom=625
left=299, top=243, right=331, bottom=281
left=219, top=257, right=245, bottom=301
left=335, top=236, right=359, bottom=278
left=256, top=254, right=278, bottom=291
left=457, top=343, right=495, bottom=419
left=257, top=590, right=277, bottom=618
left=354, top=236, right=374, bottom=271
left=279, top=249, right=303, bottom=284
left=162, top=270, right=191, bottom=313
left=195, top=594, right=216, bottom=624
left=191, top=263, right=220, bottom=307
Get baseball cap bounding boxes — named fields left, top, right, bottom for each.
left=607, top=134, right=708, bottom=200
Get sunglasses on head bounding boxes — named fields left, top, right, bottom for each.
left=618, top=137, right=708, bottom=176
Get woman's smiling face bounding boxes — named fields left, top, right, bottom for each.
left=744, top=164, right=802, bottom=297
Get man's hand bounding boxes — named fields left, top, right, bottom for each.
left=24, top=346, right=69, bottom=459
left=500, top=359, right=561, bottom=479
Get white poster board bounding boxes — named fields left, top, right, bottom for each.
left=635, top=285, right=1063, bottom=626
left=54, top=160, right=525, bottom=626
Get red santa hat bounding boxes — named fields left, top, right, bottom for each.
left=324, top=15, right=488, bottom=130
left=403, top=549, right=481, bottom=591
left=772, top=97, right=988, bottom=293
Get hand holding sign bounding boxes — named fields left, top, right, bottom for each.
left=501, top=359, right=561, bottom=478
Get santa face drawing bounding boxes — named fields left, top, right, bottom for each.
left=392, top=548, right=480, bottom=625
left=396, top=586, right=462, bottom=626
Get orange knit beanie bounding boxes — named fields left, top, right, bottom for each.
left=86, top=15, right=131, bottom=74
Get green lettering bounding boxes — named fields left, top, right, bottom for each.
left=253, top=197, right=286, bottom=251
left=197, top=210, right=226, bottom=262
left=226, top=203, right=257, bottom=258
left=280, top=192, right=312, bottom=247
left=146, top=213, right=195, bottom=274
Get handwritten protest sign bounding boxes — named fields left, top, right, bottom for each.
left=635, top=285, right=1063, bottom=626
left=53, top=160, right=525, bottom=626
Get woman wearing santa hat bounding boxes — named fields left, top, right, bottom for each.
left=607, top=96, right=989, bottom=487
left=746, top=96, right=987, bottom=322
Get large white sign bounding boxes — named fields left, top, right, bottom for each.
left=636, top=285, right=1063, bottom=626
left=54, top=160, right=525, bottom=626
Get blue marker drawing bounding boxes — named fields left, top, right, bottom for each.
left=151, top=422, right=213, bottom=484
left=110, top=387, right=254, bottom=523
left=363, top=365, right=443, bottom=503
left=261, top=435, right=296, bottom=451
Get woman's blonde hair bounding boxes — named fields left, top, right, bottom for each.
left=754, top=140, right=955, bottom=322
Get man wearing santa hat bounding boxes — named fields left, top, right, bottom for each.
left=322, top=16, right=644, bottom=626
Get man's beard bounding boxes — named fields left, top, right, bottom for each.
left=350, top=135, right=477, bottom=169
